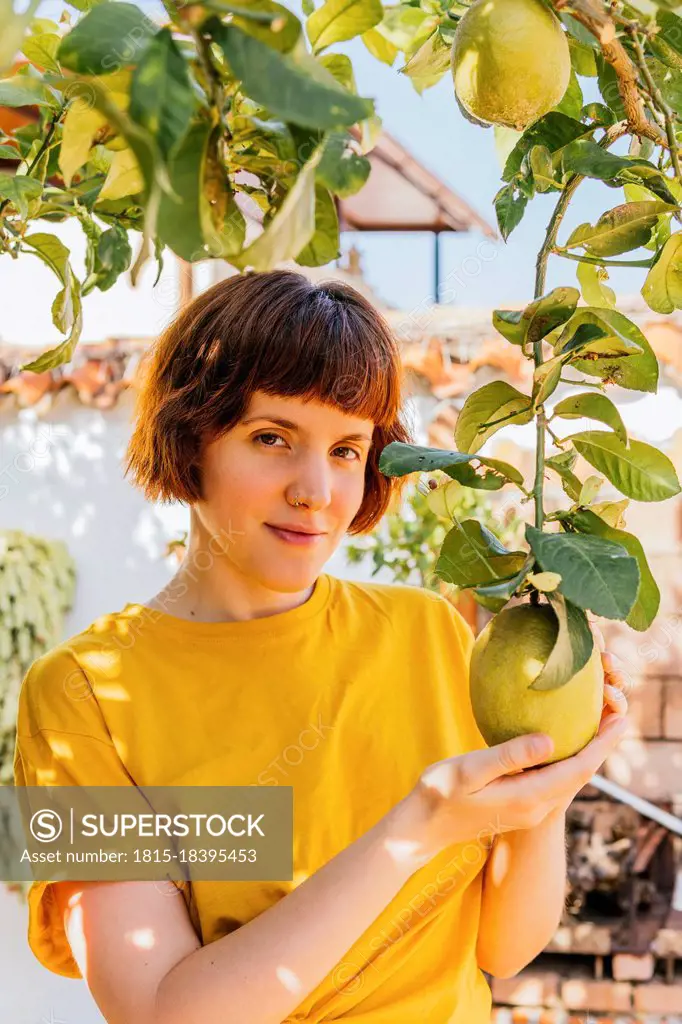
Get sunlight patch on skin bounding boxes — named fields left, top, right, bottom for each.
left=420, top=762, right=455, bottom=799
left=275, top=964, right=304, bottom=994
left=482, top=833, right=511, bottom=886
left=127, top=927, right=157, bottom=950
left=384, top=837, right=427, bottom=865
left=64, top=897, right=87, bottom=969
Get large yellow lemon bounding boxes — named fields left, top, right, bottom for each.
left=469, top=603, right=603, bottom=764
left=451, top=0, right=571, bottom=131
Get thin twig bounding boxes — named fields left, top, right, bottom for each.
left=628, top=28, right=682, bottom=200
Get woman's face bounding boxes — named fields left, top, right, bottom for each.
left=195, top=390, right=375, bottom=591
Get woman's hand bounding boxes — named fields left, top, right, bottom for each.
left=403, top=622, right=631, bottom=863
left=590, top=619, right=630, bottom=727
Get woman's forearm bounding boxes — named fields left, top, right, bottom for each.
left=476, top=808, right=567, bottom=978
left=154, top=793, right=430, bottom=1024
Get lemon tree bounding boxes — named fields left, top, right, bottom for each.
left=377, top=1, right=682, bottom=705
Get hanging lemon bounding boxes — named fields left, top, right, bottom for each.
left=451, top=0, right=571, bottom=131
left=469, top=603, right=604, bottom=764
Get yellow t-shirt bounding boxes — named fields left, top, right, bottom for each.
left=13, top=572, right=493, bottom=1023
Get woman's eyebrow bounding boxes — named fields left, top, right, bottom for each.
left=242, top=415, right=373, bottom=443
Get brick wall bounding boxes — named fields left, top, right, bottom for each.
left=490, top=963, right=682, bottom=1022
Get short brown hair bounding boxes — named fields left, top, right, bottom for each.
left=124, top=270, right=415, bottom=534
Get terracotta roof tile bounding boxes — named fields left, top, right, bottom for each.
left=0, top=317, right=680, bottom=412
left=0, top=339, right=151, bottom=410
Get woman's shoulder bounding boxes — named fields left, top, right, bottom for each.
left=16, top=603, right=140, bottom=731
left=330, top=575, right=470, bottom=633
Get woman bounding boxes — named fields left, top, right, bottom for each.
left=13, top=270, right=629, bottom=1024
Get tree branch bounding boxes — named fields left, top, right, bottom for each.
left=552, top=0, right=668, bottom=148
left=627, top=28, right=682, bottom=199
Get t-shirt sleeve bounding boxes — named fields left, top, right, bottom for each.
left=13, top=645, right=139, bottom=979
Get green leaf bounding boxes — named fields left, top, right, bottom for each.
left=576, top=261, right=616, bottom=309
left=552, top=392, right=627, bottom=445
left=295, top=184, right=339, bottom=266
left=455, top=381, right=533, bottom=454
left=494, top=182, right=528, bottom=241
left=316, top=131, right=370, bottom=197
left=529, top=144, right=559, bottom=193
left=307, top=0, right=383, bottom=52
left=554, top=68, right=583, bottom=120
left=83, top=222, right=132, bottom=293
left=440, top=456, right=525, bottom=491
left=642, top=232, right=682, bottom=313
left=62, top=72, right=170, bottom=284
left=533, top=354, right=566, bottom=406
left=561, top=139, right=631, bottom=179
left=546, top=449, right=583, bottom=502
left=526, top=524, right=640, bottom=620
left=651, top=11, right=682, bottom=70
left=581, top=101, right=617, bottom=127
left=649, top=54, right=682, bottom=114
left=20, top=233, right=83, bottom=371
left=493, top=287, right=580, bottom=348
left=232, top=144, right=321, bottom=270
left=400, top=30, right=450, bottom=93
left=554, top=307, right=659, bottom=392
left=0, top=78, right=55, bottom=107
left=57, top=1, right=156, bottom=75
left=569, top=430, right=681, bottom=502
left=372, top=5, right=435, bottom=55
left=568, top=35, right=597, bottom=77
left=378, top=442, right=523, bottom=486
left=529, top=592, right=594, bottom=691
left=0, top=174, right=42, bottom=218
left=565, top=201, right=677, bottom=257
left=129, top=28, right=196, bottom=161
left=561, top=140, right=677, bottom=203
left=207, top=0, right=301, bottom=52
left=64, top=0, right=106, bottom=10
left=21, top=32, right=61, bottom=73
left=502, top=112, right=593, bottom=182
left=158, top=121, right=239, bottom=261
left=362, top=27, right=399, bottom=64
left=569, top=508, right=660, bottom=631
left=473, top=558, right=533, bottom=613
left=560, top=13, right=599, bottom=48
left=215, top=25, right=373, bottom=129
left=318, top=51, right=355, bottom=89
left=436, top=519, right=528, bottom=589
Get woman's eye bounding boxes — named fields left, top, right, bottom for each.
left=254, top=432, right=284, bottom=447
left=334, top=446, right=361, bottom=461
left=253, top=434, right=360, bottom=460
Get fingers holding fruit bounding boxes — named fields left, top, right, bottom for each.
left=601, top=651, right=629, bottom=723
left=587, top=619, right=629, bottom=723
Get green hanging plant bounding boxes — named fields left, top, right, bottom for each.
left=0, top=530, right=76, bottom=769
left=1, top=529, right=76, bottom=901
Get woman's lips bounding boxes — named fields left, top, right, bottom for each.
left=265, top=524, right=325, bottom=546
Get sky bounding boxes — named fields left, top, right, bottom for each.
left=0, top=1, right=652, bottom=347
